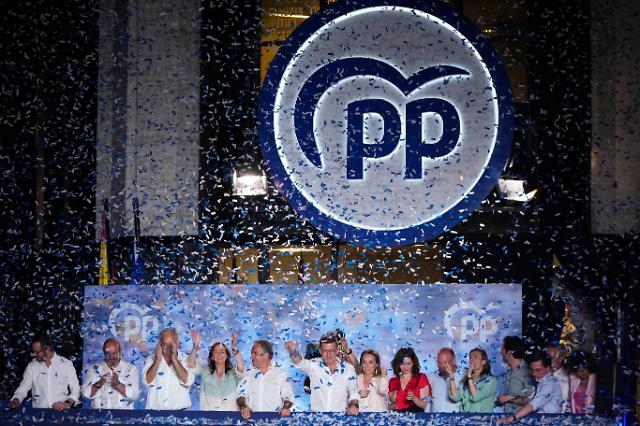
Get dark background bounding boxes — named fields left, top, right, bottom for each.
left=0, top=0, right=637, bottom=415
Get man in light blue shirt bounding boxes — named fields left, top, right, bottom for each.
left=427, top=348, right=460, bottom=412
left=497, top=351, right=562, bottom=424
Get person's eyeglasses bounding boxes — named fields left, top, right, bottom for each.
left=319, top=334, right=338, bottom=344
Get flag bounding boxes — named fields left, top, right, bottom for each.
left=131, top=197, right=145, bottom=285
left=98, top=201, right=109, bottom=285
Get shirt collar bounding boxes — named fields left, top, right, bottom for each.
left=320, top=358, right=345, bottom=373
left=537, top=372, right=554, bottom=384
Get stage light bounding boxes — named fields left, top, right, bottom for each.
left=497, top=178, right=537, bottom=202
left=233, top=170, right=267, bottom=196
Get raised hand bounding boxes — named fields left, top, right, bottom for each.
left=231, top=330, right=239, bottom=351
left=285, top=341, right=298, bottom=355
left=155, top=342, right=163, bottom=361
left=190, top=329, right=202, bottom=349
left=111, top=372, right=121, bottom=389
left=444, top=361, right=455, bottom=377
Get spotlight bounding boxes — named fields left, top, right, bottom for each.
left=497, top=178, right=537, bottom=202
left=233, top=169, right=267, bottom=196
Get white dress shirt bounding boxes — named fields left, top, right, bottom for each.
left=141, top=352, right=195, bottom=410
left=82, top=360, right=140, bottom=409
left=236, top=365, right=294, bottom=411
left=357, top=374, right=388, bottom=412
left=294, top=358, right=359, bottom=412
left=12, top=353, right=80, bottom=408
left=427, top=371, right=461, bottom=412
left=552, top=367, right=570, bottom=412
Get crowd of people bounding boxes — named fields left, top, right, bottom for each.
left=9, top=330, right=597, bottom=422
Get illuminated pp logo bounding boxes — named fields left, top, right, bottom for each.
left=444, top=301, right=498, bottom=342
left=108, top=303, right=160, bottom=342
left=260, top=0, right=513, bottom=246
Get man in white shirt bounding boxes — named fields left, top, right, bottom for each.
left=547, top=344, right=570, bottom=412
left=236, top=339, right=294, bottom=419
left=9, top=334, right=80, bottom=410
left=286, top=332, right=359, bottom=415
left=82, top=338, right=140, bottom=409
left=142, top=328, right=195, bottom=410
left=427, top=347, right=461, bottom=412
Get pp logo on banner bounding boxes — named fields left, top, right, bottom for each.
left=108, top=303, right=160, bottom=342
left=444, top=301, right=498, bottom=342
left=259, top=0, right=513, bottom=246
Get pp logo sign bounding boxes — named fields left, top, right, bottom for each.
left=444, top=301, right=498, bottom=342
left=108, top=303, right=160, bottom=342
left=259, top=0, right=513, bottom=246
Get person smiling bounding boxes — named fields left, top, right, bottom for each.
left=357, top=349, right=389, bottom=412
left=287, top=332, right=360, bottom=415
left=236, top=339, right=294, bottom=419
left=388, top=347, right=431, bottom=412
left=10, top=334, right=80, bottom=410
left=82, top=338, right=140, bottom=409
left=187, top=330, right=245, bottom=411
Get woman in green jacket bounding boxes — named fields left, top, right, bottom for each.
left=448, top=347, right=498, bottom=413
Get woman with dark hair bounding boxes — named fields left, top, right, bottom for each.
left=566, top=351, right=596, bottom=414
left=357, top=349, right=388, bottom=412
left=388, top=347, right=430, bottom=412
left=188, top=330, right=245, bottom=411
left=448, top=348, right=497, bottom=413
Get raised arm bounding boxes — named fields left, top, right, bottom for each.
left=170, top=344, right=192, bottom=385
left=144, top=343, right=163, bottom=385
left=285, top=341, right=302, bottom=364
left=338, top=337, right=361, bottom=374
left=231, top=331, right=245, bottom=374
left=187, top=329, right=202, bottom=369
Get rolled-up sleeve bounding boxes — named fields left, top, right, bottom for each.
left=449, top=384, right=463, bottom=402
left=141, top=358, right=154, bottom=387
left=279, top=370, right=295, bottom=404
left=236, top=373, right=249, bottom=399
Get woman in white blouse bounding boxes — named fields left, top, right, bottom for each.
left=357, top=349, right=388, bottom=412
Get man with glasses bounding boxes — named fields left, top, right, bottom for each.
left=286, top=332, right=359, bottom=415
left=82, top=338, right=140, bottom=409
left=142, top=327, right=195, bottom=409
left=236, top=339, right=294, bottom=419
left=9, top=334, right=80, bottom=410
left=497, top=351, right=562, bottom=424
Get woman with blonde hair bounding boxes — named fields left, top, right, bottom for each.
left=357, top=349, right=388, bottom=412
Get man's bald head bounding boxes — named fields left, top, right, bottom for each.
left=103, top=338, right=121, bottom=352
left=103, top=338, right=122, bottom=368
